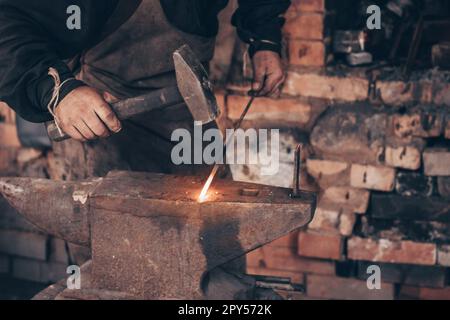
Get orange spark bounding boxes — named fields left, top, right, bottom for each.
left=198, top=164, right=220, bottom=203
left=198, top=95, right=257, bottom=203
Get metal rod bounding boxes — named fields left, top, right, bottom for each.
left=292, top=144, right=302, bottom=198
left=198, top=95, right=256, bottom=202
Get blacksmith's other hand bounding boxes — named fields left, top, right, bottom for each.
left=251, top=50, right=286, bottom=98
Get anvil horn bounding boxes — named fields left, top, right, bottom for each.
left=0, top=177, right=99, bottom=247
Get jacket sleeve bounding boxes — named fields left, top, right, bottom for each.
left=0, top=6, right=84, bottom=123
left=232, top=0, right=291, bottom=57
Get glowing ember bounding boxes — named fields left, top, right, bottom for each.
left=198, top=164, right=219, bottom=203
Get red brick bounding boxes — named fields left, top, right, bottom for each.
left=283, top=72, right=369, bottom=101
left=214, top=91, right=229, bottom=134
left=308, top=206, right=340, bottom=233
left=391, top=112, right=444, bottom=139
left=377, top=80, right=450, bottom=107
left=227, top=95, right=317, bottom=125
left=321, top=187, right=370, bottom=214
left=357, top=262, right=446, bottom=288
left=348, top=237, right=437, bottom=266
left=288, top=0, right=326, bottom=13
left=246, top=246, right=335, bottom=275
left=355, top=78, right=450, bottom=107
left=423, top=148, right=450, bottom=176
left=385, top=146, right=421, bottom=170
left=378, top=81, right=416, bottom=107
left=438, top=245, right=450, bottom=267
left=281, top=70, right=450, bottom=107
left=339, top=212, right=357, bottom=237
left=310, top=208, right=357, bottom=238
left=298, top=231, right=343, bottom=260
left=350, top=164, right=396, bottom=192
left=0, top=123, right=20, bottom=147
left=267, top=231, right=299, bottom=248
left=284, top=14, right=324, bottom=40
left=306, top=159, right=350, bottom=188
left=307, top=274, right=395, bottom=300
left=288, top=40, right=328, bottom=67
left=419, top=287, right=450, bottom=300
left=215, top=91, right=227, bottom=120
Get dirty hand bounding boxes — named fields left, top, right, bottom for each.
left=55, top=86, right=122, bottom=141
left=251, top=50, right=286, bottom=98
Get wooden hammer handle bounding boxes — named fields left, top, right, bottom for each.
left=47, top=86, right=182, bottom=142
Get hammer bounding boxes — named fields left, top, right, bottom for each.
left=47, top=45, right=220, bottom=142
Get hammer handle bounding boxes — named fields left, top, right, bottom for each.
left=47, top=86, right=182, bottom=142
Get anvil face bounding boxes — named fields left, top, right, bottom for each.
left=89, top=171, right=315, bottom=299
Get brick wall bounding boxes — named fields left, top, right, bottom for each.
left=216, top=0, right=450, bottom=300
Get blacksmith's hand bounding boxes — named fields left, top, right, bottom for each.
left=251, top=50, right=286, bottom=98
left=55, top=86, right=122, bottom=141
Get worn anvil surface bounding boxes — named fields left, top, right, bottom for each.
left=0, top=171, right=315, bottom=299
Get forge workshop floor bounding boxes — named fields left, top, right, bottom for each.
left=0, top=274, right=46, bottom=300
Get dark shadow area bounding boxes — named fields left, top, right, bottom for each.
left=0, top=274, right=46, bottom=300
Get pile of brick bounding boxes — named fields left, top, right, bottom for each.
left=0, top=102, right=69, bottom=285
left=214, top=0, right=450, bottom=300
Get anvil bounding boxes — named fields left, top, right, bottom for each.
left=0, top=171, right=315, bottom=299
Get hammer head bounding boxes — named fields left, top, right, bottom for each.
left=173, top=45, right=220, bottom=124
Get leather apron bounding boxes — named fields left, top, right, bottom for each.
left=53, top=0, right=217, bottom=179
left=79, top=0, right=215, bottom=99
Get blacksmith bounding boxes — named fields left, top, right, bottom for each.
left=0, top=0, right=289, bottom=176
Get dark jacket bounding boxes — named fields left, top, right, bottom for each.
left=0, top=0, right=290, bottom=122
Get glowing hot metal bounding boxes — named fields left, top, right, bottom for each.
left=198, top=165, right=219, bottom=203
left=197, top=94, right=257, bottom=202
